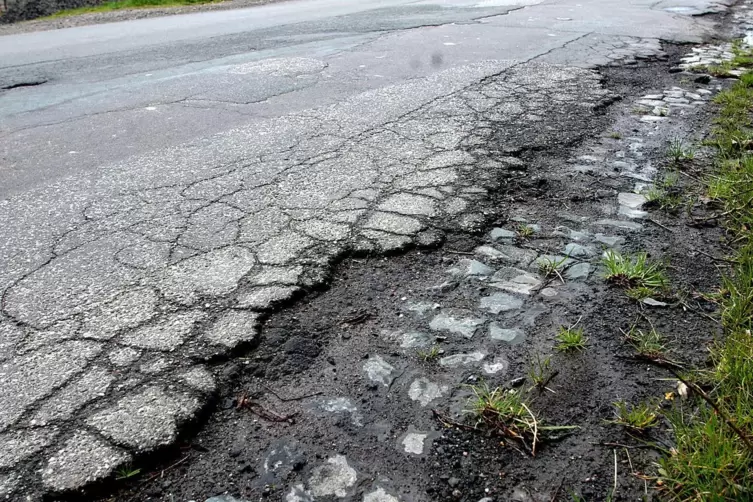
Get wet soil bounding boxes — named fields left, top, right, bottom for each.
left=85, top=45, right=729, bottom=502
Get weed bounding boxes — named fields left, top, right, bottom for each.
left=517, top=223, right=534, bottom=239
left=602, top=250, right=668, bottom=291
left=538, top=255, right=569, bottom=282
left=625, top=286, right=657, bottom=301
left=417, top=345, right=441, bottom=362
left=607, top=400, right=659, bottom=433
left=625, top=326, right=666, bottom=359
left=609, top=131, right=622, bottom=139
left=632, top=107, right=650, bottom=115
left=468, top=384, right=541, bottom=452
left=115, top=465, right=141, bottom=481
left=528, top=353, right=555, bottom=392
left=667, top=137, right=696, bottom=163
left=555, top=325, right=587, bottom=352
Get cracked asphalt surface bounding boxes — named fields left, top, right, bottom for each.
left=0, top=0, right=730, bottom=498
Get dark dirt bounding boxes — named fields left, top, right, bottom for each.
left=80, top=44, right=732, bottom=502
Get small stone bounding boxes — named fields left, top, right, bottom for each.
left=448, top=477, right=461, bottom=487
left=489, top=323, right=525, bottom=345
left=564, top=262, right=591, bottom=282
left=362, top=356, right=397, bottom=387
left=400, top=332, right=432, bottom=348
left=308, top=455, right=357, bottom=498
left=402, top=432, right=428, bottom=455
left=474, top=246, right=507, bottom=261
left=439, top=352, right=485, bottom=367
left=408, top=378, right=448, bottom=406
left=594, top=234, right=623, bottom=247
left=483, top=358, right=509, bottom=375
left=479, top=293, right=523, bottom=314
left=490, top=228, right=516, bottom=242
left=594, top=219, right=643, bottom=231
left=490, top=268, right=541, bottom=295
left=447, top=259, right=494, bottom=277
left=429, top=312, right=484, bottom=339
left=563, top=243, right=595, bottom=258
left=641, top=298, right=668, bottom=307
left=364, top=487, right=399, bottom=502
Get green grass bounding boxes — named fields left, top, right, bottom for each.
left=468, top=384, right=541, bottom=451
left=645, top=171, right=684, bottom=212
left=115, top=465, right=141, bottom=481
left=538, top=255, right=570, bottom=281
left=517, top=223, right=535, bottom=239
left=417, top=345, right=441, bottom=362
left=602, top=250, right=669, bottom=292
left=667, top=137, right=696, bottom=163
left=657, top=50, right=753, bottom=500
left=43, top=0, right=218, bottom=18
left=554, top=325, right=587, bottom=352
left=625, top=326, right=667, bottom=359
left=528, top=352, right=554, bottom=391
left=607, top=400, right=659, bottom=434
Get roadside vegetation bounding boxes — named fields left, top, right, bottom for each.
left=42, top=0, right=218, bottom=18
left=657, top=52, right=753, bottom=500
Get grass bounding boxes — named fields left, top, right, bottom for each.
left=602, top=250, right=669, bottom=293
left=517, top=223, right=535, bottom=239
left=555, top=325, right=587, bottom=352
left=645, top=171, right=684, bottom=212
left=528, top=353, right=554, bottom=392
left=607, top=400, right=659, bottom=434
left=609, top=131, right=622, bottom=139
left=468, top=384, right=541, bottom=453
left=43, top=0, right=218, bottom=18
left=467, top=383, right=577, bottom=456
left=538, top=255, right=570, bottom=282
left=667, top=137, right=696, bottom=163
left=657, top=46, right=753, bottom=500
left=115, top=465, right=141, bottom=481
left=625, top=326, right=667, bottom=359
left=417, top=345, right=441, bottom=362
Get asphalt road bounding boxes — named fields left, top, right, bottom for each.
left=0, top=0, right=726, bottom=497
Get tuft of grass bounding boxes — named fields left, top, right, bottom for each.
left=625, top=326, right=666, bottom=359
left=517, top=223, right=535, bottom=239
left=42, top=0, right=218, bottom=18
left=667, top=137, right=696, bottom=163
left=115, top=465, right=141, bottom=481
left=555, top=325, right=587, bottom=352
left=632, top=107, right=650, bottom=115
left=602, top=250, right=669, bottom=292
left=609, top=131, right=622, bottom=139
left=528, top=353, right=555, bottom=392
left=468, top=384, right=540, bottom=452
left=607, top=400, right=659, bottom=433
left=538, top=255, right=569, bottom=282
left=417, top=345, right=441, bottom=362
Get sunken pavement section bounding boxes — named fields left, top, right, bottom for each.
left=3, top=57, right=637, bottom=497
